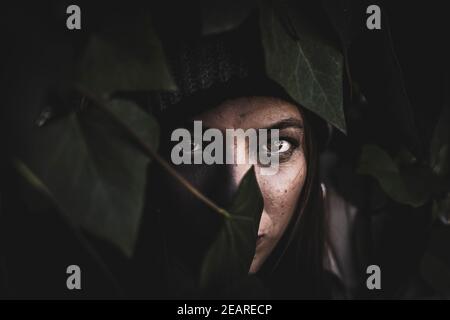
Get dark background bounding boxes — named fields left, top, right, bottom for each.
left=0, top=0, right=448, bottom=299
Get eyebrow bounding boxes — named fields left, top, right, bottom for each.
left=263, top=118, right=304, bottom=130
left=176, top=117, right=304, bottom=132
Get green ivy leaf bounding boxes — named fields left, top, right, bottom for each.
left=259, top=1, right=346, bottom=133
left=200, top=166, right=264, bottom=292
left=433, top=196, right=450, bottom=225
left=200, top=0, right=256, bottom=35
left=78, top=13, right=176, bottom=97
left=357, top=145, right=432, bottom=207
left=18, top=99, right=159, bottom=257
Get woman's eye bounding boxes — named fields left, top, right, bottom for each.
left=188, top=142, right=202, bottom=153
left=173, top=141, right=202, bottom=155
left=263, top=139, right=292, bottom=154
left=273, top=140, right=291, bottom=153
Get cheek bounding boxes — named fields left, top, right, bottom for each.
left=257, top=153, right=307, bottom=236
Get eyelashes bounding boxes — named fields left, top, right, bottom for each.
left=170, top=134, right=302, bottom=164
left=260, top=136, right=301, bottom=162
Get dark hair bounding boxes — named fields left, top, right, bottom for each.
left=254, top=106, right=329, bottom=299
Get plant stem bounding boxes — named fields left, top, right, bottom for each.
left=79, top=88, right=231, bottom=219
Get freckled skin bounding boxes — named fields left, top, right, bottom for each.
left=196, top=97, right=307, bottom=273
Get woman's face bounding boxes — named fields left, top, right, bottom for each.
left=195, top=96, right=307, bottom=273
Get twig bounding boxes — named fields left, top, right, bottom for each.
left=78, top=87, right=231, bottom=219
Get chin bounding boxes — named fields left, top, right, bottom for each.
left=248, top=261, right=260, bottom=275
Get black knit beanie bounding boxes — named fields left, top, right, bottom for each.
left=150, top=14, right=331, bottom=150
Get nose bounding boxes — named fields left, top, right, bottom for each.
left=228, top=163, right=254, bottom=193
left=202, top=162, right=252, bottom=210
left=211, top=126, right=256, bottom=207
